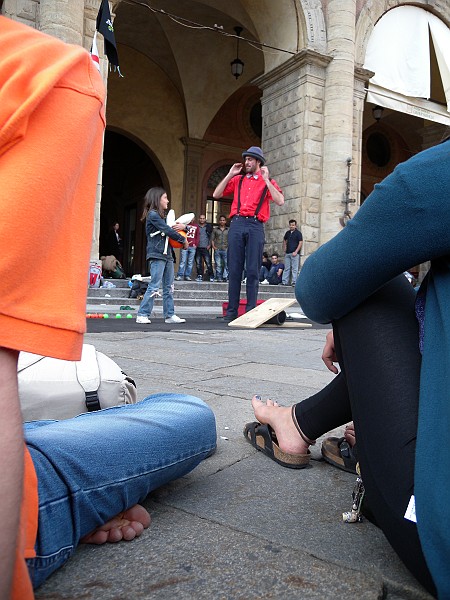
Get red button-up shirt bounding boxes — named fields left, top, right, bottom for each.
left=223, top=174, right=282, bottom=223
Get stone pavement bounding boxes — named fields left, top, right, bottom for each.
left=35, top=323, right=433, bottom=600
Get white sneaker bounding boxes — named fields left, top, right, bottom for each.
left=136, top=315, right=151, bottom=324
left=165, top=315, right=186, bottom=324
left=260, top=279, right=269, bottom=285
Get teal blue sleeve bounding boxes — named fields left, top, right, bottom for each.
left=296, top=141, right=450, bottom=323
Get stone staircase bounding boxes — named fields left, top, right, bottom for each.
left=86, top=279, right=300, bottom=318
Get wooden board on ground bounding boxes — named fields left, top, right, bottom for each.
left=263, top=321, right=312, bottom=328
left=229, top=298, right=297, bottom=329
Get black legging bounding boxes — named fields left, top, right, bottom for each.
left=295, top=276, right=436, bottom=596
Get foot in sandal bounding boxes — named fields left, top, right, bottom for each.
left=243, top=396, right=312, bottom=469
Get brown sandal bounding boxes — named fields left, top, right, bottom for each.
left=321, top=436, right=357, bottom=474
left=244, top=421, right=310, bottom=469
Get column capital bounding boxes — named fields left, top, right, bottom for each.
left=354, top=66, right=374, bottom=83
left=354, top=67, right=374, bottom=99
left=252, top=49, right=332, bottom=91
left=180, top=137, right=209, bottom=151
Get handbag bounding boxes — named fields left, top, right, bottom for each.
left=18, top=344, right=137, bottom=421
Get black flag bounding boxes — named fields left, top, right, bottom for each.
left=96, top=0, right=120, bottom=71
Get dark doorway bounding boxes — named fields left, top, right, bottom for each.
left=100, top=130, right=163, bottom=275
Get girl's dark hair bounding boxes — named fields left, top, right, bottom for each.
left=141, top=187, right=167, bottom=222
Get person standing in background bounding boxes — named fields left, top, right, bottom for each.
left=106, top=221, right=123, bottom=263
left=195, top=214, right=214, bottom=282
left=282, top=219, right=303, bottom=286
left=211, top=215, right=229, bottom=282
left=213, top=146, right=284, bottom=321
left=176, top=217, right=199, bottom=281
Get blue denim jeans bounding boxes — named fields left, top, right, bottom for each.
left=177, top=246, right=196, bottom=278
left=282, top=253, right=300, bottom=285
left=214, top=249, right=228, bottom=280
left=195, top=247, right=213, bottom=278
left=227, top=216, right=265, bottom=317
left=138, top=258, right=175, bottom=318
left=24, top=394, right=217, bottom=588
left=260, top=265, right=280, bottom=285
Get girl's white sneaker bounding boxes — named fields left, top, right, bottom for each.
left=136, top=315, right=151, bottom=324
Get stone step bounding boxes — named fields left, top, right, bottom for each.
left=89, top=294, right=296, bottom=306
left=96, top=279, right=296, bottom=292
left=89, top=287, right=295, bottom=300
left=87, top=279, right=299, bottom=316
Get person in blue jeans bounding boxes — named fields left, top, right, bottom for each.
left=195, top=214, right=214, bottom=281
left=25, top=393, right=217, bottom=588
left=211, top=215, right=229, bottom=282
left=260, top=253, right=284, bottom=285
left=136, top=187, right=188, bottom=325
left=176, top=218, right=199, bottom=281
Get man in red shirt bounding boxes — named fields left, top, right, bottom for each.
left=213, top=146, right=284, bottom=321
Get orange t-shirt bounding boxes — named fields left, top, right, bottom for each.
left=0, top=16, right=105, bottom=599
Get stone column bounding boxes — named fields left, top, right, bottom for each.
left=181, top=137, right=208, bottom=215
left=320, top=0, right=357, bottom=244
left=39, top=0, right=84, bottom=45
left=2, top=0, right=39, bottom=26
left=352, top=67, right=374, bottom=212
left=254, top=50, right=331, bottom=258
left=84, top=0, right=109, bottom=261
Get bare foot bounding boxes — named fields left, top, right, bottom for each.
left=80, top=504, right=151, bottom=545
left=344, top=422, right=356, bottom=447
left=251, top=396, right=310, bottom=455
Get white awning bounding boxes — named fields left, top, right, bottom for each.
left=429, top=15, right=450, bottom=110
left=363, top=6, right=450, bottom=117
left=366, top=84, right=450, bottom=126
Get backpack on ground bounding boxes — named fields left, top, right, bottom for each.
left=111, top=262, right=126, bottom=279
left=89, top=262, right=102, bottom=288
left=129, top=279, right=148, bottom=298
left=18, top=344, right=138, bottom=421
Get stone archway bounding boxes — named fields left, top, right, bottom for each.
left=100, top=129, right=166, bottom=275
left=298, top=0, right=327, bottom=51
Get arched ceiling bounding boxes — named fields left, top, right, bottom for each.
left=112, top=0, right=302, bottom=138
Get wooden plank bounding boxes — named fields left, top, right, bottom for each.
left=261, top=321, right=312, bottom=328
left=228, top=298, right=296, bottom=329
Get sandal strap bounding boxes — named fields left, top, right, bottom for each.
left=291, top=405, right=316, bottom=445
left=256, top=423, right=275, bottom=458
left=245, top=422, right=275, bottom=458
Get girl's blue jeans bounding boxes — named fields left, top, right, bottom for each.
left=24, top=393, right=217, bottom=588
left=138, top=258, right=175, bottom=318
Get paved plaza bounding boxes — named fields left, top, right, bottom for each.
left=36, top=322, right=433, bottom=600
